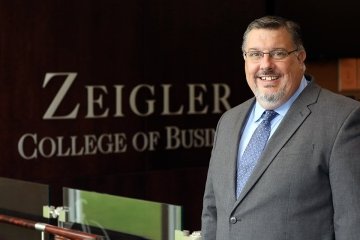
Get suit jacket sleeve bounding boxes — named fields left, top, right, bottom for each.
left=330, top=105, right=360, bottom=239
left=201, top=166, right=217, bottom=240
left=201, top=116, right=222, bottom=240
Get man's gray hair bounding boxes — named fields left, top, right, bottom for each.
left=242, top=16, right=305, bottom=52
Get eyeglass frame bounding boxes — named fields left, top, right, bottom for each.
left=243, top=48, right=299, bottom=61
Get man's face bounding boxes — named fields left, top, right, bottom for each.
left=243, top=28, right=306, bottom=110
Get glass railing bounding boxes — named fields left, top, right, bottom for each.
left=0, top=177, right=183, bottom=240
left=62, top=187, right=183, bottom=240
left=0, top=177, right=50, bottom=240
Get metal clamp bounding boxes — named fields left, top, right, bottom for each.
left=43, top=206, right=69, bottom=222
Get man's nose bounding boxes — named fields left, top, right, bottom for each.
left=259, top=53, right=274, bottom=69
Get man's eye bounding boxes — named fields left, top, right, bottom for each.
left=249, top=52, right=262, bottom=57
left=272, top=51, right=287, bottom=58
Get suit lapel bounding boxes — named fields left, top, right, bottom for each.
left=233, top=81, right=321, bottom=207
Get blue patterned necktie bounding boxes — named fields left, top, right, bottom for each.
left=236, top=110, right=278, bottom=199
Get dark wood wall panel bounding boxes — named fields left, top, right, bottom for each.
left=273, top=0, right=360, bottom=59
left=0, top=0, right=266, bottom=232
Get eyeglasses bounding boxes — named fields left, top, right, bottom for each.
left=243, top=48, right=298, bottom=61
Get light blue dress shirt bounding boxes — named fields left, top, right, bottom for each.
left=238, top=76, right=309, bottom=159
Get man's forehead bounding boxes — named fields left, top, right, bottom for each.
left=245, top=28, right=293, bottom=48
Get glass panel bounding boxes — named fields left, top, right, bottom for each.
left=0, top=177, right=50, bottom=240
left=63, top=188, right=182, bottom=240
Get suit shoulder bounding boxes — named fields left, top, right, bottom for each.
left=220, top=98, right=254, bottom=119
left=319, top=88, right=360, bottom=109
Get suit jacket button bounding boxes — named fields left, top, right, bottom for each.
left=230, top=216, right=237, bottom=224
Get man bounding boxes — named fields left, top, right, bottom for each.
left=201, top=16, right=360, bottom=239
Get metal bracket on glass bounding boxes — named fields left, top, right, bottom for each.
left=43, top=206, right=69, bottom=222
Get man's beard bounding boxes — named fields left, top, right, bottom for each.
left=255, top=85, right=286, bottom=108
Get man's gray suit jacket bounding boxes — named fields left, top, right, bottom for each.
left=201, top=79, right=360, bottom=240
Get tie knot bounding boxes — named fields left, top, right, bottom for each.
left=262, top=110, right=278, bottom=123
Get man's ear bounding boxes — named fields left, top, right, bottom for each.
left=297, top=50, right=306, bottom=63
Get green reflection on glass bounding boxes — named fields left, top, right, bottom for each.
left=64, top=188, right=182, bottom=240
